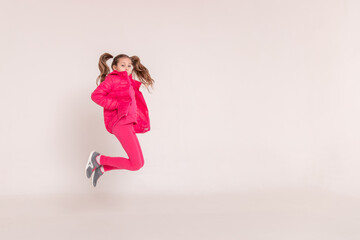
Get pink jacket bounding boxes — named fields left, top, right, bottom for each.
left=91, top=70, right=151, bottom=134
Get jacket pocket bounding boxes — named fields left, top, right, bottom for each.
left=117, top=101, right=131, bottom=119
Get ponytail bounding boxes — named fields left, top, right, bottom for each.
left=130, top=55, right=155, bottom=93
left=96, top=53, right=113, bottom=86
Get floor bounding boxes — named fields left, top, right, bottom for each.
left=1, top=188, right=359, bottom=240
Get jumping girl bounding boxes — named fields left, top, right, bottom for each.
left=85, top=53, right=154, bottom=187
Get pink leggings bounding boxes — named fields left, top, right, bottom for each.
left=100, top=123, right=144, bottom=172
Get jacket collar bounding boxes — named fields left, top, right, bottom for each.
left=108, top=69, right=132, bottom=78
left=109, top=70, right=141, bottom=90
left=131, top=78, right=142, bottom=90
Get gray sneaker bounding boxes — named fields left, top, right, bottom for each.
left=92, top=167, right=104, bottom=187
left=85, top=151, right=101, bottom=179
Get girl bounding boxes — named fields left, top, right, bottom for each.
left=85, top=53, right=154, bottom=187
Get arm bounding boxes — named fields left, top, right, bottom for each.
left=91, top=76, right=119, bottom=110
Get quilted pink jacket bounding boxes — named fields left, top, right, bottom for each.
left=91, top=70, right=150, bottom=134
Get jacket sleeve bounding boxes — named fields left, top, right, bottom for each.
left=91, top=76, right=119, bottom=110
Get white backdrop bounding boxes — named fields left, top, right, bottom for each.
left=1, top=0, right=359, bottom=197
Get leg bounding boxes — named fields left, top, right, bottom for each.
left=100, top=123, right=144, bottom=171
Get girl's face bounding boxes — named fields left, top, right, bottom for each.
left=114, top=58, right=133, bottom=76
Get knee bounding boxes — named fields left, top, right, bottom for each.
left=131, top=161, right=144, bottom=171
left=130, top=154, right=144, bottom=171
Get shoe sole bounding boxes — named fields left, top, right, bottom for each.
left=92, top=168, right=100, bottom=187
left=92, top=170, right=96, bottom=187
left=85, top=150, right=96, bottom=178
